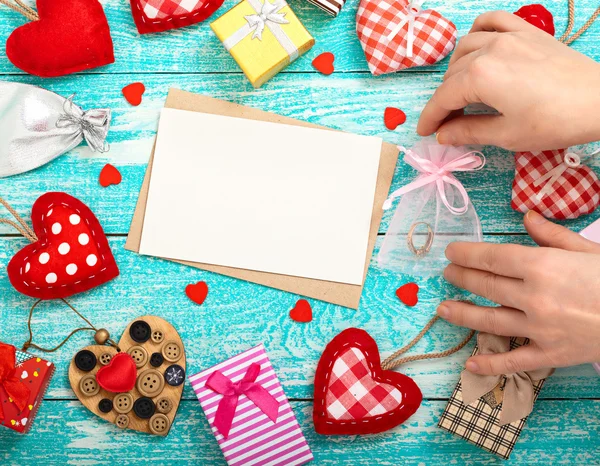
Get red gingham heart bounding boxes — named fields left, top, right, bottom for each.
left=356, top=0, right=457, bottom=76
left=130, top=0, right=224, bottom=34
left=511, top=149, right=600, bottom=220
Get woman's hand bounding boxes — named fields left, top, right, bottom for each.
left=417, top=11, right=600, bottom=151
left=438, top=210, right=600, bottom=375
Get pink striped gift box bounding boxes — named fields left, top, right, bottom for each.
left=189, top=344, right=314, bottom=466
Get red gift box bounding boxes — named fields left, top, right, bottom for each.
left=0, top=342, right=54, bottom=434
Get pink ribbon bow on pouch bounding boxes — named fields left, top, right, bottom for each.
left=383, top=142, right=485, bottom=214
left=206, top=362, right=280, bottom=438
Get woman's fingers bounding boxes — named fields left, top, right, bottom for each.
left=444, top=264, right=526, bottom=310
left=524, top=210, right=600, bottom=253
left=437, top=301, right=530, bottom=336
left=435, top=114, right=512, bottom=147
left=445, top=242, right=535, bottom=279
left=449, top=31, right=495, bottom=67
left=466, top=344, right=552, bottom=375
left=470, top=10, right=534, bottom=33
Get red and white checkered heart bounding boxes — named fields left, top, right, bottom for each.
left=511, top=149, right=600, bottom=220
left=313, top=328, right=422, bottom=435
left=356, top=0, right=457, bottom=76
left=130, top=0, right=224, bottom=34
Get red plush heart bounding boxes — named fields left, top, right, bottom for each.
left=290, top=299, right=312, bottom=323
left=384, top=107, right=407, bottom=130
left=6, top=0, right=115, bottom=77
left=312, top=52, right=335, bottom=75
left=313, top=328, right=422, bottom=435
left=7, top=192, right=119, bottom=300
left=396, top=283, right=419, bottom=307
left=514, top=4, right=555, bottom=35
left=186, top=281, right=208, bottom=305
left=130, top=0, right=224, bottom=34
left=95, top=352, right=137, bottom=393
left=122, top=82, right=146, bottom=106
left=99, top=164, right=122, bottom=187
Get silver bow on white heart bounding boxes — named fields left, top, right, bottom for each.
left=386, top=0, right=427, bottom=58
left=245, top=0, right=289, bottom=40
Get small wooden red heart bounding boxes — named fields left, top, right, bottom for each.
left=290, top=299, right=312, bottom=323
left=122, top=82, right=146, bottom=106
left=95, top=352, right=137, bottom=393
left=396, top=283, right=419, bottom=307
left=384, top=107, right=407, bottom=130
left=99, top=164, right=122, bottom=187
left=312, top=52, right=335, bottom=75
left=186, top=281, right=208, bottom=305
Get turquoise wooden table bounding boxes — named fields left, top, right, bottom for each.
left=1, top=0, right=599, bottom=464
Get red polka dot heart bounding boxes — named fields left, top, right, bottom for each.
left=7, top=193, right=119, bottom=300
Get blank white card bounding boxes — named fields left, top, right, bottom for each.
left=140, top=108, right=382, bottom=285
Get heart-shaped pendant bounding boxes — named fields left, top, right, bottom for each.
left=6, top=0, right=114, bottom=77
left=511, top=149, right=600, bottom=220
left=69, top=316, right=186, bottom=436
left=356, top=0, right=457, bottom=76
left=130, top=0, right=224, bottom=34
left=7, top=192, right=119, bottom=300
left=313, top=328, right=422, bottom=435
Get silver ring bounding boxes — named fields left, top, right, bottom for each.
left=407, top=222, right=434, bottom=256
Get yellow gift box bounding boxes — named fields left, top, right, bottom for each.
left=211, top=0, right=315, bottom=88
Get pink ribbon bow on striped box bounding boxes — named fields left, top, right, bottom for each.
left=189, top=344, right=314, bottom=466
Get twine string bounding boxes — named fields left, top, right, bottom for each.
left=559, top=0, right=600, bottom=45
left=381, top=315, right=475, bottom=371
left=0, top=0, right=39, bottom=21
left=0, top=196, right=37, bottom=241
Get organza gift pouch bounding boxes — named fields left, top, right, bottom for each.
left=0, top=82, right=110, bottom=178
left=378, top=137, right=485, bottom=277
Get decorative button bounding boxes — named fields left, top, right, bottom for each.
left=150, top=352, right=164, bottom=367
left=156, top=397, right=173, bottom=414
left=99, top=352, right=113, bottom=366
left=94, top=328, right=110, bottom=345
left=164, top=364, right=186, bottom=387
left=114, top=393, right=134, bottom=414
left=79, top=374, right=100, bottom=396
left=149, top=413, right=170, bottom=436
left=115, top=414, right=130, bottom=429
left=98, top=398, right=113, bottom=413
left=129, top=320, right=151, bottom=343
left=74, top=350, right=97, bottom=372
left=133, top=397, right=155, bottom=419
left=161, top=341, right=183, bottom=363
left=127, top=345, right=149, bottom=368
left=136, top=369, right=165, bottom=398
left=151, top=330, right=164, bottom=344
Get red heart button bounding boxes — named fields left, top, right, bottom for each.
left=186, top=281, right=208, bottom=305
left=290, top=299, right=312, bottom=323
left=7, top=192, right=119, bottom=300
left=396, top=283, right=419, bottom=307
left=313, top=328, right=422, bottom=435
left=312, top=52, right=335, bottom=75
left=6, top=0, right=114, bottom=77
left=122, top=82, right=146, bottom=106
left=384, top=107, right=407, bottom=130
left=96, top=352, right=137, bottom=393
left=99, top=164, right=122, bottom=187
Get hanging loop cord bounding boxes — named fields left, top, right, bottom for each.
left=559, top=0, right=600, bottom=45
left=381, top=315, right=475, bottom=371
left=0, top=0, right=39, bottom=21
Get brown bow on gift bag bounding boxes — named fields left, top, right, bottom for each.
left=461, top=333, right=554, bottom=425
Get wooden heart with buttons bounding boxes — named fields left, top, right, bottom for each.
left=68, top=316, right=186, bottom=436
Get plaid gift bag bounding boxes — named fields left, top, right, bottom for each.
left=511, top=148, right=600, bottom=220
left=130, top=0, right=224, bottom=33
left=438, top=337, right=550, bottom=460
left=356, top=0, right=457, bottom=76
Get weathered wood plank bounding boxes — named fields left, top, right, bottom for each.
left=0, top=0, right=598, bottom=74
left=1, top=72, right=598, bottom=235
left=1, top=236, right=598, bottom=401
left=0, top=399, right=597, bottom=465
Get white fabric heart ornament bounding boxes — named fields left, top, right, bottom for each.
left=356, top=0, right=457, bottom=76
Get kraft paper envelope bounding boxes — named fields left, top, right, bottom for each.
left=125, top=89, right=399, bottom=309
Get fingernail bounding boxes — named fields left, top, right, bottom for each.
left=445, top=244, right=456, bottom=261
left=436, top=131, right=455, bottom=145
left=437, top=305, right=450, bottom=318
left=466, top=360, right=480, bottom=372
left=526, top=210, right=546, bottom=225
